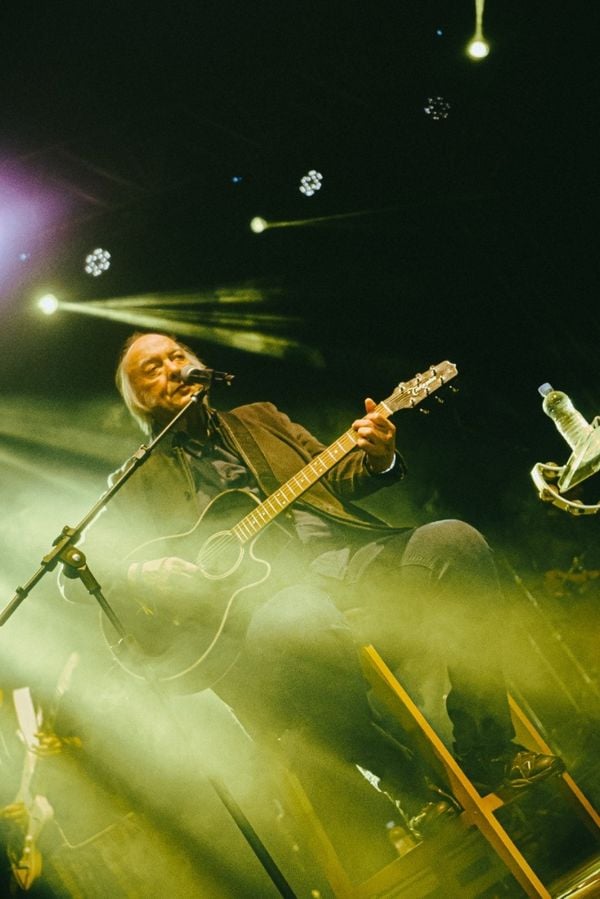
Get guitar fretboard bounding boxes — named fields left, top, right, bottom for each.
left=231, top=401, right=391, bottom=543
left=228, top=359, right=457, bottom=544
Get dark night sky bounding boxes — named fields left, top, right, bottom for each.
left=1, top=0, right=599, bottom=559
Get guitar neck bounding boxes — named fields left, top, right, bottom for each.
left=232, top=401, right=392, bottom=544
left=229, top=358, right=458, bottom=544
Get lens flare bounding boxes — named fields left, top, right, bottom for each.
left=467, top=38, right=490, bottom=59
left=37, top=294, right=59, bottom=315
left=250, top=217, right=267, bottom=234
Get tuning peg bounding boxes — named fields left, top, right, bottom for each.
left=419, top=407, right=431, bottom=415
left=449, top=385, right=459, bottom=394
left=434, top=396, right=445, bottom=404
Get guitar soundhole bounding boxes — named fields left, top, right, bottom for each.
left=196, top=529, right=244, bottom=579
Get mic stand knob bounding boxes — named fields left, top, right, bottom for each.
left=53, top=531, right=131, bottom=647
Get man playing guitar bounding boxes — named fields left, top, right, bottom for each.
left=61, top=331, right=563, bottom=836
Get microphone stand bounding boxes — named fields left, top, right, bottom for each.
left=0, top=392, right=204, bottom=658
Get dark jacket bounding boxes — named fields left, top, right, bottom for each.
left=69, top=401, right=405, bottom=598
left=62, top=402, right=406, bottom=680
left=102, top=402, right=404, bottom=549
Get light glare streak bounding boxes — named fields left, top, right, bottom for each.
left=54, top=303, right=324, bottom=366
left=250, top=206, right=389, bottom=232
left=467, top=0, right=490, bottom=59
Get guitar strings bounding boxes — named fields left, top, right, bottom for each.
left=185, top=404, right=395, bottom=570
left=160, top=392, right=415, bottom=669
left=127, top=385, right=417, bottom=571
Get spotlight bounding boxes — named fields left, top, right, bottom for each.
left=84, top=248, right=111, bottom=277
left=299, top=170, right=323, bottom=197
left=424, top=97, right=451, bottom=120
left=37, top=294, right=59, bottom=315
left=466, top=0, right=490, bottom=61
left=466, top=37, right=490, bottom=59
left=250, top=217, right=267, bottom=234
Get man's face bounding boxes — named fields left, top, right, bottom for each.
left=123, top=333, right=204, bottom=423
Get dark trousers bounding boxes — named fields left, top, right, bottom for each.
left=217, top=519, right=514, bottom=776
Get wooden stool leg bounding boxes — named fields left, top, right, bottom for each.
left=360, top=644, right=554, bottom=899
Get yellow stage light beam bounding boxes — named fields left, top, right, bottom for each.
left=34, top=282, right=319, bottom=363
left=94, top=286, right=279, bottom=308
left=0, top=398, right=135, bottom=464
left=466, top=0, right=490, bottom=59
left=50, top=302, right=324, bottom=366
left=35, top=286, right=280, bottom=318
left=251, top=192, right=502, bottom=234
left=0, top=445, right=93, bottom=493
left=250, top=207, right=389, bottom=232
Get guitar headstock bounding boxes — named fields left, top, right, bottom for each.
left=382, top=361, right=458, bottom=414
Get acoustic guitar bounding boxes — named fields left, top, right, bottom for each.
left=104, top=362, right=458, bottom=692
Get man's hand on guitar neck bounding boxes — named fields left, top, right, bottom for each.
left=352, top=397, right=397, bottom=474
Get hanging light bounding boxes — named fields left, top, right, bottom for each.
left=37, top=294, right=59, bottom=315
left=84, top=248, right=111, bottom=277
left=424, top=97, right=451, bottom=120
left=466, top=0, right=490, bottom=60
left=299, top=170, right=323, bottom=197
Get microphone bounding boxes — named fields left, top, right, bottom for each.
left=181, top=364, right=235, bottom=386
left=539, top=383, right=600, bottom=491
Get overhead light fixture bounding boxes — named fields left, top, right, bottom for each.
left=84, top=247, right=111, bottom=277
left=299, top=170, right=323, bottom=197
left=466, top=0, right=490, bottom=59
left=424, top=97, right=451, bottom=120
left=250, top=217, right=268, bottom=234
left=37, top=294, right=59, bottom=315
left=467, top=37, right=490, bottom=59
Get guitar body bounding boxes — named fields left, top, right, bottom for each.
left=104, top=489, right=291, bottom=693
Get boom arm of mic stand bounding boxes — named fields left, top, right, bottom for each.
left=0, top=393, right=202, bottom=649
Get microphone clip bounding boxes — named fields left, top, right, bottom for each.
left=181, top=365, right=235, bottom=387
